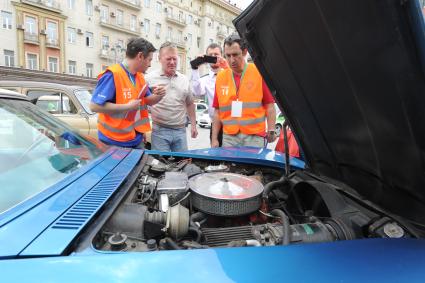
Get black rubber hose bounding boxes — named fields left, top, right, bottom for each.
left=189, top=227, right=202, bottom=242
left=282, top=121, right=291, bottom=177
left=164, top=237, right=181, bottom=250
left=189, top=212, right=206, bottom=243
left=271, top=209, right=291, bottom=245
left=263, top=176, right=287, bottom=199
left=190, top=212, right=207, bottom=227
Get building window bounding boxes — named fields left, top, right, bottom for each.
left=144, top=0, right=150, bottom=8
left=47, top=21, right=58, bottom=44
left=85, top=32, right=93, bottom=47
left=68, top=60, right=76, bottom=74
left=86, top=63, right=93, bottom=77
left=45, top=0, right=54, bottom=7
left=116, top=10, right=123, bottom=26
left=209, top=38, right=213, bottom=44
left=25, top=16, right=37, bottom=34
left=179, top=11, right=184, bottom=22
left=156, top=1, right=162, bottom=13
left=67, top=27, right=76, bottom=44
left=1, top=11, right=12, bottom=30
left=167, top=26, right=172, bottom=40
left=100, top=5, right=109, bottom=23
left=144, top=19, right=150, bottom=34
left=4, top=50, right=14, bottom=67
left=187, top=33, right=192, bottom=46
left=86, top=0, right=93, bottom=16
left=168, top=7, right=173, bottom=17
left=48, top=57, right=58, bottom=73
left=155, top=23, right=161, bottom=37
left=187, top=15, right=193, bottom=24
left=26, top=53, right=38, bottom=70
left=178, top=30, right=183, bottom=42
left=67, top=0, right=75, bottom=9
left=102, top=35, right=109, bottom=49
left=117, top=39, right=124, bottom=49
left=130, top=14, right=137, bottom=31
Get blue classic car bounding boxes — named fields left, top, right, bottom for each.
left=1, top=0, right=425, bottom=282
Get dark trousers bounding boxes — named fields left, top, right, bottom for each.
left=210, top=125, right=223, bottom=147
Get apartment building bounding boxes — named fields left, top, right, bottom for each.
left=0, top=0, right=241, bottom=78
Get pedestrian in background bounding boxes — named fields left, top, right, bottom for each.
left=145, top=42, right=198, bottom=152
left=190, top=43, right=228, bottom=147
left=211, top=33, right=277, bottom=148
left=90, top=38, right=166, bottom=148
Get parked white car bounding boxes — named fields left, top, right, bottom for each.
left=197, top=109, right=211, bottom=128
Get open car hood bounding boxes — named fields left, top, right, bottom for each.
left=234, top=0, right=425, bottom=226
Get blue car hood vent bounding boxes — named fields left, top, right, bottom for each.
left=20, top=149, right=142, bottom=256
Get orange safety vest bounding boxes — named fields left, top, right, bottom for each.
left=215, top=63, right=266, bottom=135
left=97, top=64, right=151, bottom=142
left=275, top=128, right=300, bottom=158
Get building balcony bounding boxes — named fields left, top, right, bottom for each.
left=21, top=0, right=62, bottom=13
left=99, top=48, right=124, bottom=63
left=99, top=48, right=110, bottom=60
left=24, top=32, right=39, bottom=45
left=166, top=37, right=186, bottom=49
left=217, top=30, right=226, bottom=39
left=99, top=19, right=140, bottom=36
left=111, top=0, right=141, bottom=10
left=46, top=38, right=60, bottom=49
left=165, top=14, right=187, bottom=27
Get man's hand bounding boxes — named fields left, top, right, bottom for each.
left=125, top=99, right=141, bottom=111
left=191, top=124, right=198, bottom=138
left=190, top=55, right=205, bottom=70
left=146, top=85, right=167, bottom=106
left=217, top=56, right=229, bottom=69
left=152, top=85, right=167, bottom=97
left=211, top=139, right=219, bottom=148
left=267, top=131, right=278, bottom=143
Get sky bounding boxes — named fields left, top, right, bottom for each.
left=231, top=0, right=254, bottom=10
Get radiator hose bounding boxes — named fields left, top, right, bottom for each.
left=270, top=209, right=291, bottom=245
left=263, top=176, right=287, bottom=199
left=189, top=212, right=207, bottom=243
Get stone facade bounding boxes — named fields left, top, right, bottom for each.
left=0, top=0, right=241, bottom=79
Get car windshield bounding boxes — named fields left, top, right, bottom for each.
left=0, top=98, right=105, bottom=214
left=74, top=89, right=94, bottom=115
left=36, top=97, right=71, bottom=114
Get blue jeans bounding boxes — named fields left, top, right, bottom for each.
left=151, top=124, right=188, bottom=152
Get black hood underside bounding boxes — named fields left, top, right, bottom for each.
left=234, top=0, right=425, bottom=226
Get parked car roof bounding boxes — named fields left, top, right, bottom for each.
left=0, top=80, right=89, bottom=91
left=0, top=88, right=28, bottom=100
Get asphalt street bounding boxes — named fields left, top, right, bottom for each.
left=186, top=124, right=278, bottom=150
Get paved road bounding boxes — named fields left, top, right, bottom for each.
left=186, top=124, right=278, bottom=150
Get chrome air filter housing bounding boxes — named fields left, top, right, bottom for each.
left=189, top=173, right=264, bottom=216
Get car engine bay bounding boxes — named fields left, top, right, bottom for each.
left=90, top=154, right=411, bottom=252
